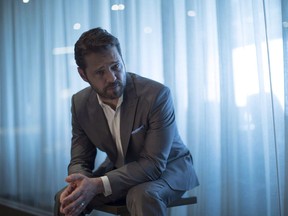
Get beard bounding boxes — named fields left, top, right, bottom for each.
left=91, top=79, right=125, bottom=100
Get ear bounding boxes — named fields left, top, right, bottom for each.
left=77, top=67, right=88, bottom=82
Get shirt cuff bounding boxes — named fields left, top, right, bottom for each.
left=100, top=176, right=112, bottom=197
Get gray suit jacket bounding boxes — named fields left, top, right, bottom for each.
left=68, top=72, right=199, bottom=200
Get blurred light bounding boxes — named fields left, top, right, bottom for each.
left=111, top=4, right=125, bottom=11
left=73, top=23, right=81, bottom=30
left=144, top=27, right=152, bottom=34
left=232, top=45, right=260, bottom=106
left=118, top=4, right=125, bottom=10
left=111, top=4, right=118, bottom=10
left=53, top=46, right=74, bottom=55
left=61, top=89, right=71, bottom=99
left=23, top=0, right=29, bottom=3
left=187, top=10, right=196, bottom=17
left=283, top=21, right=288, bottom=28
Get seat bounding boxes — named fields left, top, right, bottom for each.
left=93, top=196, right=197, bottom=216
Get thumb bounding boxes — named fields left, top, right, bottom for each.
left=65, top=173, right=85, bottom=183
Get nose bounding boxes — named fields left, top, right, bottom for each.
left=105, top=69, right=116, bottom=83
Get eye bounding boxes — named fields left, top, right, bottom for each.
left=112, top=63, right=121, bottom=70
left=94, top=69, right=105, bottom=76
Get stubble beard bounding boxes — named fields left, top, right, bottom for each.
left=93, top=79, right=125, bottom=100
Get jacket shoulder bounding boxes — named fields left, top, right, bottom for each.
left=71, top=86, right=93, bottom=111
left=128, top=72, right=169, bottom=97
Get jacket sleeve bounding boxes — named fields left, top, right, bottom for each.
left=68, top=95, right=96, bottom=177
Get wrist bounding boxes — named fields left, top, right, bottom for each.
left=92, top=177, right=104, bottom=194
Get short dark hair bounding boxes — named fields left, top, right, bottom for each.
left=74, top=27, right=122, bottom=69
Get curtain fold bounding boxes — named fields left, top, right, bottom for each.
left=0, top=0, right=286, bottom=215
left=282, top=0, right=288, bottom=216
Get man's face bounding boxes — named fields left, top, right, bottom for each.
left=78, top=46, right=126, bottom=100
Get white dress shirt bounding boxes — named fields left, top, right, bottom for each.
left=97, top=94, right=123, bottom=196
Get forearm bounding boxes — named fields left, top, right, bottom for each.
left=105, top=159, right=162, bottom=199
left=69, top=94, right=96, bottom=176
left=68, top=138, right=96, bottom=177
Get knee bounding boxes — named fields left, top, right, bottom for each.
left=126, top=185, right=159, bottom=209
left=54, top=188, right=63, bottom=203
left=54, top=187, right=67, bottom=216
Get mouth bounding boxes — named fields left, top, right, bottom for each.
left=106, top=84, right=119, bottom=90
left=103, top=81, right=123, bottom=98
left=106, top=81, right=122, bottom=90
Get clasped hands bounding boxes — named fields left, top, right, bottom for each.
left=60, top=173, right=104, bottom=216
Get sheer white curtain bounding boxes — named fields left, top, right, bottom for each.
left=0, top=0, right=286, bottom=215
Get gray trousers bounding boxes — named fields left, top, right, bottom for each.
left=54, top=178, right=185, bottom=216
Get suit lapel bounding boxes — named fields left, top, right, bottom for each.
left=86, top=90, right=118, bottom=162
left=120, top=74, right=139, bottom=157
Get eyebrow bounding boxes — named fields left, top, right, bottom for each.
left=93, top=66, right=105, bottom=74
left=94, top=61, right=120, bottom=72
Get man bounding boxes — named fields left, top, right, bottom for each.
left=55, top=27, right=199, bottom=216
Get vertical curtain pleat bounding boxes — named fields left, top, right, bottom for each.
left=281, top=0, right=288, bottom=215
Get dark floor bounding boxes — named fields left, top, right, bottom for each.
left=0, top=198, right=52, bottom=216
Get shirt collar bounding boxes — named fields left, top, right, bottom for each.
left=97, top=94, right=123, bottom=109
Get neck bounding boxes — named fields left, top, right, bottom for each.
left=101, top=98, right=119, bottom=110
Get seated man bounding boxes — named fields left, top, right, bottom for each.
left=54, top=27, right=199, bottom=216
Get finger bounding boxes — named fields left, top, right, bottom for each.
left=60, top=184, right=75, bottom=205
left=69, top=201, right=86, bottom=216
left=62, top=194, right=85, bottom=215
left=61, top=185, right=82, bottom=208
left=67, top=183, right=77, bottom=194
left=59, top=190, right=68, bottom=203
left=60, top=183, right=78, bottom=214
left=65, top=173, right=85, bottom=183
left=59, top=189, right=70, bottom=208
